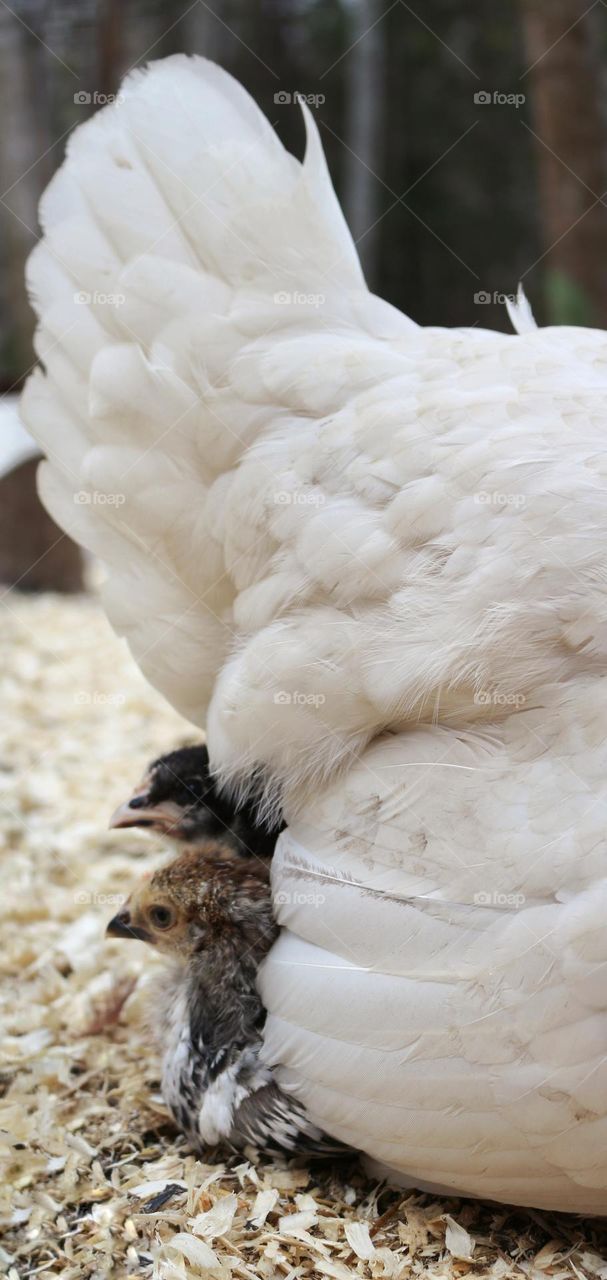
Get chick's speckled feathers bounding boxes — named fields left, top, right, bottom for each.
left=107, top=847, right=346, bottom=1157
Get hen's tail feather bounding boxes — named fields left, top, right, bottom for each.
left=506, top=283, right=537, bottom=335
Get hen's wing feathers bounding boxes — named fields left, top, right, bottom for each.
left=22, top=54, right=390, bottom=731
left=259, top=683, right=607, bottom=1211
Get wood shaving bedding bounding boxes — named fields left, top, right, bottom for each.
left=1, top=592, right=606, bottom=1279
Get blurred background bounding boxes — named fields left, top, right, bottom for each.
left=1, top=0, right=607, bottom=588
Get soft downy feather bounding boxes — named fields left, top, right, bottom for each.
left=505, top=282, right=537, bottom=334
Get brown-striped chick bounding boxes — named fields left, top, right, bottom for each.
left=106, top=845, right=345, bottom=1158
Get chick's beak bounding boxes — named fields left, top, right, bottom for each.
left=109, top=794, right=183, bottom=833
left=106, top=909, right=151, bottom=943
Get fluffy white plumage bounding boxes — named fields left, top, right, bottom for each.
left=21, top=55, right=607, bottom=1211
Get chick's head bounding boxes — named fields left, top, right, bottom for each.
left=108, top=745, right=214, bottom=841
left=106, top=844, right=276, bottom=960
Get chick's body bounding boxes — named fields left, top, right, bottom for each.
left=107, top=847, right=342, bottom=1156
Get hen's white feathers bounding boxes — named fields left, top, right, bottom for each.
left=21, top=56, right=607, bottom=1210
left=24, top=56, right=607, bottom=807
left=506, top=282, right=537, bottom=334
left=260, top=680, right=607, bottom=1211
left=22, top=54, right=377, bottom=731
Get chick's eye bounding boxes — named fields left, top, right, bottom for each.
left=149, top=904, right=173, bottom=929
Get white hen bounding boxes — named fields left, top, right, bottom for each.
left=21, top=55, right=607, bottom=1212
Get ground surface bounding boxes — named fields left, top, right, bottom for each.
left=2, top=593, right=607, bottom=1280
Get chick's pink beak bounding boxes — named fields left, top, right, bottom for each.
left=109, top=795, right=183, bottom=833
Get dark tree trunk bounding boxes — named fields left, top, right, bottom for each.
left=343, top=0, right=385, bottom=288
left=520, top=0, right=607, bottom=324
left=0, top=457, right=84, bottom=593
left=0, top=6, right=48, bottom=385
left=98, top=0, right=123, bottom=97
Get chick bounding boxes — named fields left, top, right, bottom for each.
left=106, top=845, right=345, bottom=1158
left=109, top=744, right=282, bottom=861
